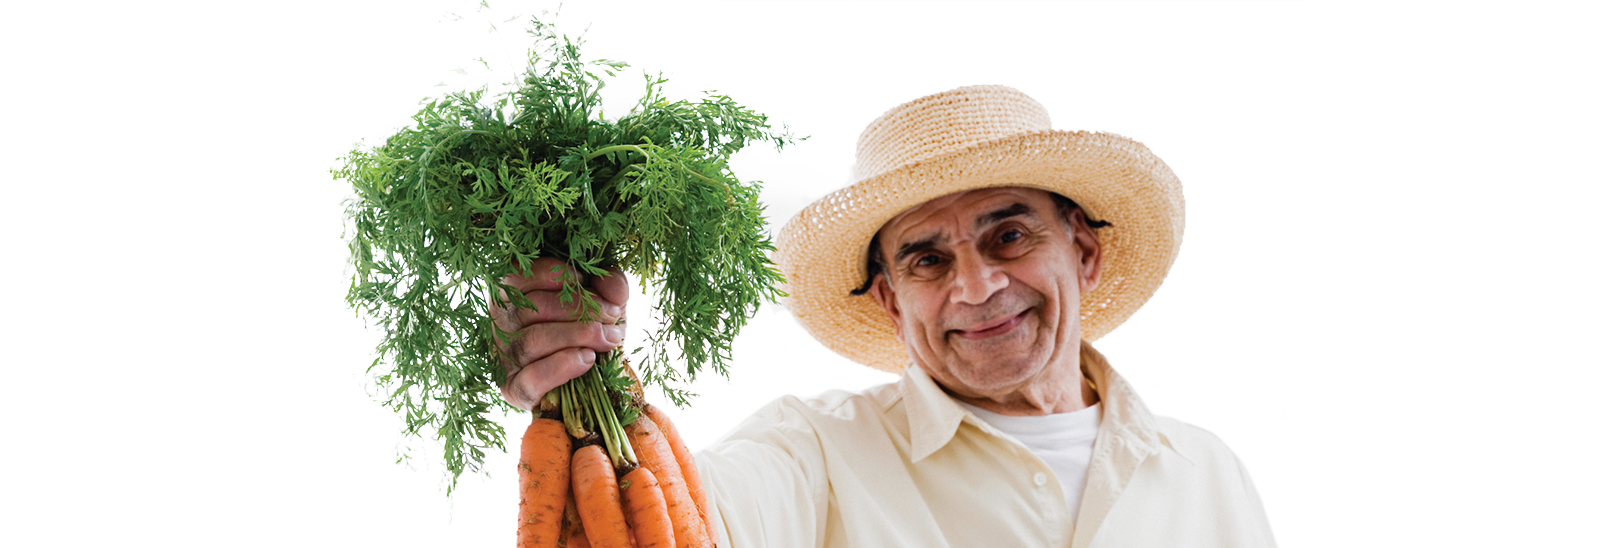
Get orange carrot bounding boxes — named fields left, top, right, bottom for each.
left=519, top=417, right=571, bottom=548
left=619, top=467, right=675, bottom=548
left=642, top=404, right=708, bottom=528
left=572, top=444, right=635, bottom=548
left=562, top=496, right=591, bottom=548
left=626, top=415, right=712, bottom=548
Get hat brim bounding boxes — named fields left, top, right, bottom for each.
left=774, top=129, right=1185, bottom=374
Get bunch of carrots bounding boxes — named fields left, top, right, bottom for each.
left=517, top=352, right=713, bottom=548
left=337, top=18, right=785, bottom=543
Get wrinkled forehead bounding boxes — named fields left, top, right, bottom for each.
left=877, top=186, right=1056, bottom=245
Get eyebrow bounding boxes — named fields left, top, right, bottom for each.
left=976, top=202, right=1036, bottom=228
left=891, top=203, right=1037, bottom=264
left=893, top=235, right=945, bottom=264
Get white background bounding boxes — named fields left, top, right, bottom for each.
left=2, top=1, right=1596, bottom=546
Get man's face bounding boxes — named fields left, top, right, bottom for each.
left=867, top=187, right=1103, bottom=400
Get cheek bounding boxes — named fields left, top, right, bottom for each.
left=896, top=290, right=945, bottom=342
left=1021, top=264, right=1077, bottom=326
left=1057, top=281, right=1082, bottom=333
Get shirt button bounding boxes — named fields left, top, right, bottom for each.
left=1033, top=472, right=1048, bottom=486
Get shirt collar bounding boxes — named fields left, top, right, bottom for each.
left=899, top=351, right=1174, bottom=463
left=1079, top=352, right=1169, bottom=460
left=902, top=364, right=969, bottom=463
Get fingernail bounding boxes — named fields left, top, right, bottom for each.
left=604, top=324, right=625, bottom=344
left=581, top=348, right=596, bottom=364
left=603, top=303, right=622, bottom=319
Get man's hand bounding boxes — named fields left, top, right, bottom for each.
left=492, top=257, right=629, bottom=411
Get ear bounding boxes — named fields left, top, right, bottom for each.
left=1066, top=208, right=1104, bottom=294
left=866, top=273, right=905, bottom=339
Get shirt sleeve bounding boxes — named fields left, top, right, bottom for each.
left=695, top=396, right=831, bottom=548
left=1234, top=454, right=1278, bottom=548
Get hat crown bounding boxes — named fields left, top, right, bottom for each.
left=852, top=85, right=1053, bottom=182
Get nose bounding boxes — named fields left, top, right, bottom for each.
left=950, top=253, right=1008, bottom=305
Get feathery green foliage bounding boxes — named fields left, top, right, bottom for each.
left=336, top=21, right=792, bottom=489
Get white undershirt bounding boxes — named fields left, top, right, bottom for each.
left=955, top=401, right=1102, bottom=529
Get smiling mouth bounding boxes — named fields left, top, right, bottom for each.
left=949, top=310, right=1029, bottom=341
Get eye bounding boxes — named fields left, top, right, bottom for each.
left=915, top=254, right=943, bottom=267
left=999, top=229, right=1023, bottom=244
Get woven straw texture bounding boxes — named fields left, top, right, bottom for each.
left=774, top=86, right=1185, bottom=374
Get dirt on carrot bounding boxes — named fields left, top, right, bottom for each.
left=562, top=496, right=591, bottom=548
left=620, top=467, right=675, bottom=548
left=572, top=445, right=636, bottom=548
left=520, top=417, right=572, bottom=548
left=626, top=415, right=711, bottom=548
left=643, top=404, right=709, bottom=529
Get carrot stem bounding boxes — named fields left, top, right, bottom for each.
left=560, top=382, right=588, bottom=439
left=567, top=355, right=637, bottom=469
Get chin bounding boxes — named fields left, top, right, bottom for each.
left=950, top=354, right=1046, bottom=392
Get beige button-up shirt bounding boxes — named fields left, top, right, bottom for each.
left=697, top=356, right=1275, bottom=547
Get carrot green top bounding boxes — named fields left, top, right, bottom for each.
left=334, top=20, right=792, bottom=490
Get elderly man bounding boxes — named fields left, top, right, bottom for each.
left=495, top=86, right=1275, bottom=547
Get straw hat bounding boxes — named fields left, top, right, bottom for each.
left=773, top=85, right=1185, bottom=374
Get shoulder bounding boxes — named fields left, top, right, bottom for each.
left=1104, top=416, right=1277, bottom=546
left=1152, top=400, right=1222, bottom=442
left=1149, top=415, right=1259, bottom=488
left=732, top=376, right=908, bottom=445
left=744, top=380, right=905, bottom=428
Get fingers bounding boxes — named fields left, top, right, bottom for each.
left=490, top=261, right=633, bottom=412
left=497, top=261, right=627, bottom=319
left=501, top=347, right=597, bottom=411
left=503, top=320, right=626, bottom=372
left=589, top=267, right=630, bottom=311
left=491, top=290, right=623, bottom=333
left=503, top=257, right=581, bottom=293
